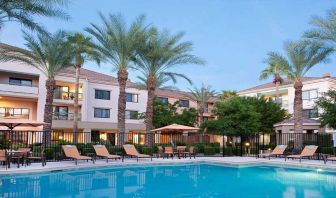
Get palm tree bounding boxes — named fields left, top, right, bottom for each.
left=304, top=8, right=336, bottom=52
left=219, top=90, right=238, bottom=101
left=0, top=0, right=69, bottom=32
left=86, top=13, right=147, bottom=144
left=265, top=40, right=332, bottom=133
left=188, top=85, right=217, bottom=126
left=67, top=32, right=101, bottom=144
left=135, top=27, right=204, bottom=145
left=0, top=30, right=73, bottom=144
left=259, top=56, right=287, bottom=103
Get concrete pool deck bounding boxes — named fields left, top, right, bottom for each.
left=1, top=157, right=336, bottom=175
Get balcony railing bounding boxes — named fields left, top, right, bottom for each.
left=52, top=112, right=81, bottom=120
left=0, top=82, right=38, bottom=96
left=53, top=91, right=83, bottom=101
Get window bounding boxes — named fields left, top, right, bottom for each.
left=157, top=97, right=168, bottom=104
left=94, top=108, right=110, bottom=118
left=179, top=99, right=189, bottom=108
left=0, top=107, right=29, bottom=119
left=126, top=93, right=139, bottom=103
left=9, top=77, right=32, bottom=87
left=53, top=106, right=68, bottom=120
left=204, top=103, right=209, bottom=113
left=303, top=109, right=318, bottom=118
left=54, top=86, right=69, bottom=99
left=95, top=89, right=110, bottom=100
left=302, top=89, right=318, bottom=101
left=125, top=110, right=139, bottom=120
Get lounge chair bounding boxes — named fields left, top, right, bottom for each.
left=258, top=145, right=287, bottom=159
left=164, top=146, right=174, bottom=159
left=26, top=149, right=46, bottom=166
left=93, top=145, right=121, bottom=162
left=188, top=146, right=196, bottom=159
left=62, top=145, right=94, bottom=165
left=123, top=144, right=152, bottom=162
left=0, top=150, right=8, bottom=169
left=157, top=146, right=164, bottom=158
left=323, top=155, right=336, bottom=164
left=285, top=145, right=318, bottom=162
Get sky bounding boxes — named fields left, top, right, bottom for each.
left=1, top=0, right=336, bottom=92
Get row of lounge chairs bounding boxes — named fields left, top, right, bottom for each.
left=257, top=145, right=336, bottom=164
left=62, top=144, right=152, bottom=165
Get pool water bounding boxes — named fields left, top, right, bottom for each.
left=0, top=163, right=335, bottom=198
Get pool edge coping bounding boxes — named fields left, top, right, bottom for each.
left=1, top=158, right=336, bottom=176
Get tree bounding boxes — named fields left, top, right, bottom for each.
left=259, top=55, right=287, bottom=103
left=67, top=32, right=101, bottom=144
left=264, top=41, right=332, bottom=133
left=188, top=84, right=216, bottom=125
left=0, top=0, right=69, bottom=32
left=135, top=27, right=204, bottom=145
left=304, top=9, right=336, bottom=53
left=245, top=97, right=287, bottom=133
left=150, top=100, right=198, bottom=129
left=86, top=13, right=148, bottom=144
left=203, top=97, right=261, bottom=137
left=0, top=30, right=73, bottom=143
left=316, top=90, right=336, bottom=129
left=218, top=90, right=238, bottom=101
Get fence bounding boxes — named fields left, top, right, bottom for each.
left=0, top=130, right=335, bottom=161
left=0, top=130, right=212, bottom=161
left=222, top=133, right=335, bottom=158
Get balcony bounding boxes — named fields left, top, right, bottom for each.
left=53, top=91, right=83, bottom=105
left=52, top=112, right=81, bottom=121
left=0, top=82, right=38, bottom=98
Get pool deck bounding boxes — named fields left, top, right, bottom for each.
left=1, top=156, right=336, bottom=175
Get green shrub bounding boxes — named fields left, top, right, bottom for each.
left=320, top=147, right=335, bottom=155
left=0, top=137, right=11, bottom=149
left=142, top=147, right=153, bottom=155
left=204, top=146, right=216, bottom=155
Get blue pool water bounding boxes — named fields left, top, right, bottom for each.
left=0, top=163, right=335, bottom=198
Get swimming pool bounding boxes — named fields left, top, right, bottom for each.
left=0, top=163, right=335, bottom=198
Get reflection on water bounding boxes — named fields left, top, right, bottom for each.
left=0, top=164, right=335, bottom=198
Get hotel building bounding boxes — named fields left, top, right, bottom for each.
left=238, top=73, right=336, bottom=133
left=0, top=57, right=217, bottom=144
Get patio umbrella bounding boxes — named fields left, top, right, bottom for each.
left=151, top=123, right=199, bottom=133
left=0, top=118, right=45, bottom=131
left=151, top=124, right=200, bottom=144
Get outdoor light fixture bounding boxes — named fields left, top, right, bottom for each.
left=245, top=142, right=250, bottom=147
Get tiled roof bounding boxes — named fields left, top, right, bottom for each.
left=58, top=67, right=137, bottom=87
left=155, top=88, right=219, bottom=103
left=239, top=77, right=324, bottom=93
left=274, top=118, right=320, bottom=126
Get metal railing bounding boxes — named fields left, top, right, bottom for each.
left=1, top=130, right=334, bottom=162
left=53, top=91, right=83, bottom=101
left=52, top=112, right=81, bottom=120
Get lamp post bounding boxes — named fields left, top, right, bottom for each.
left=245, top=142, right=250, bottom=156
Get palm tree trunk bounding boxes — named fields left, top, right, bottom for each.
left=43, top=78, right=56, bottom=145
left=117, top=68, right=128, bottom=145
left=275, top=81, right=280, bottom=104
left=293, top=80, right=303, bottom=133
left=145, top=76, right=156, bottom=146
left=198, top=102, right=205, bottom=143
left=73, top=65, right=80, bottom=144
